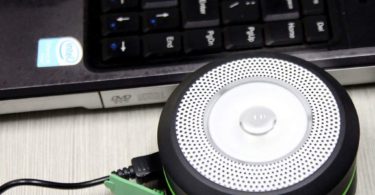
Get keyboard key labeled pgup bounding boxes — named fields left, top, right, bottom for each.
left=265, top=21, right=303, bottom=46
left=261, top=0, right=300, bottom=22
left=181, top=0, right=220, bottom=28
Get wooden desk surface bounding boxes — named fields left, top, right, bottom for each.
left=0, top=85, right=374, bottom=195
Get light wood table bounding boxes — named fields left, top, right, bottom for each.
left=0, top=85, right=374, bottom=195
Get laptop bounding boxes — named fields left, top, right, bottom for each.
left=0, top=0, right=375, bottom=114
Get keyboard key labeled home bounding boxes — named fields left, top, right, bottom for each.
left=303, top=16, right=329, bottom=43
left=101, top=13, right=140, bottom=36
left=221, top=0, right=260, bottom=24
left=265, top=20, right=303, bottom=46
left=224, top=25, right=263, bottom=50
left=184, top=28, right=222, bottom=54
left=181, top=0, right=220, bottom=28
left=261, top=0, right=300, bottom=22
left=143, top=33, right=182, bottom=57
left=142, top=8, right=180, bottom=32
left=102, top=0, right=139, bottom=12
left=301, top=0, right=325, bottom=16
left=102, top=37, right=141, bottom=61
left=89, top=0, right=334, bottom=67
left=142, top=0, right=178, bottom=9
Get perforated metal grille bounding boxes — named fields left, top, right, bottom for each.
left=175, top=58, right=341, bottom=192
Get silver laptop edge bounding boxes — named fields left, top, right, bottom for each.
left=1, top=47, right=375, bottom=115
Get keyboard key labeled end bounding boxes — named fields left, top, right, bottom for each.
left=224, top=25, right=263, bottom=50
left=102, top=37, right=141, bottom=61
left=221, top=0, right=260, bottom=24
left=265, top=21, right=303, bottom=46
left=184, top=28, right=222, bottom=54
left=181, top=0, right=220, bottom=29
left=143, top=33, right=182, bottom=57
left=303, top=16, right=330, bottom=43
left=261, top=0, right=300, bottom=22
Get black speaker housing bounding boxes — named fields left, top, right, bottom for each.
left=158, top=53, right=360, bottom=195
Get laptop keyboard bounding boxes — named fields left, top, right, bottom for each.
left=92, top=0, right=332, bottom=68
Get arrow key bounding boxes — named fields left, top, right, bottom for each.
left=102, top=13, right=140, bottom=36
left=102, top=37, right=141, bottom=62
left=142, top=8, right=180, bottom=32
left=102, top=0, right=139, bottom=12
left=142, top=0, right=178, bottom=9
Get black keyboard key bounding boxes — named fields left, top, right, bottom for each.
left=142, top=0, right=178, bottom=9
left=181, top=0, right=220, bottom=29
left=224, top=25, right=263, bottom=50
left=221, top=0, right=260, bottom=25
left=265, top=20, right=303, bottom=46
left=102, top=37, right=141, bottom=61
left=261, top=0, right=300, bottom=22
left=102, top=13, right=139, bottom=36
left=143, top=33, right=182, bottom=57
left=102, top=0, right=139, bottom=12
left=184, top=28, right=222, bottom=54
left=301, top=0, right=325, bottom=16
left=303, top=16, right=329, bottom=43
left=142, top=9, right=180, bottom=32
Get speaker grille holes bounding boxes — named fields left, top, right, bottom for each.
left=174, top=58, right=341, bottom=192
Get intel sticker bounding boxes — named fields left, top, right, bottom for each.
left=37, top=37, right=83, bottom=68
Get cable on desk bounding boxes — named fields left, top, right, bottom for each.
left=0, top=176, right=109, bottom=194
left=0, top=152, right=162, bottom=194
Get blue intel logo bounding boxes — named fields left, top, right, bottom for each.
left=37, top=37, right=83, bottom=68
left=59, top=40, right=81, bottom=64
